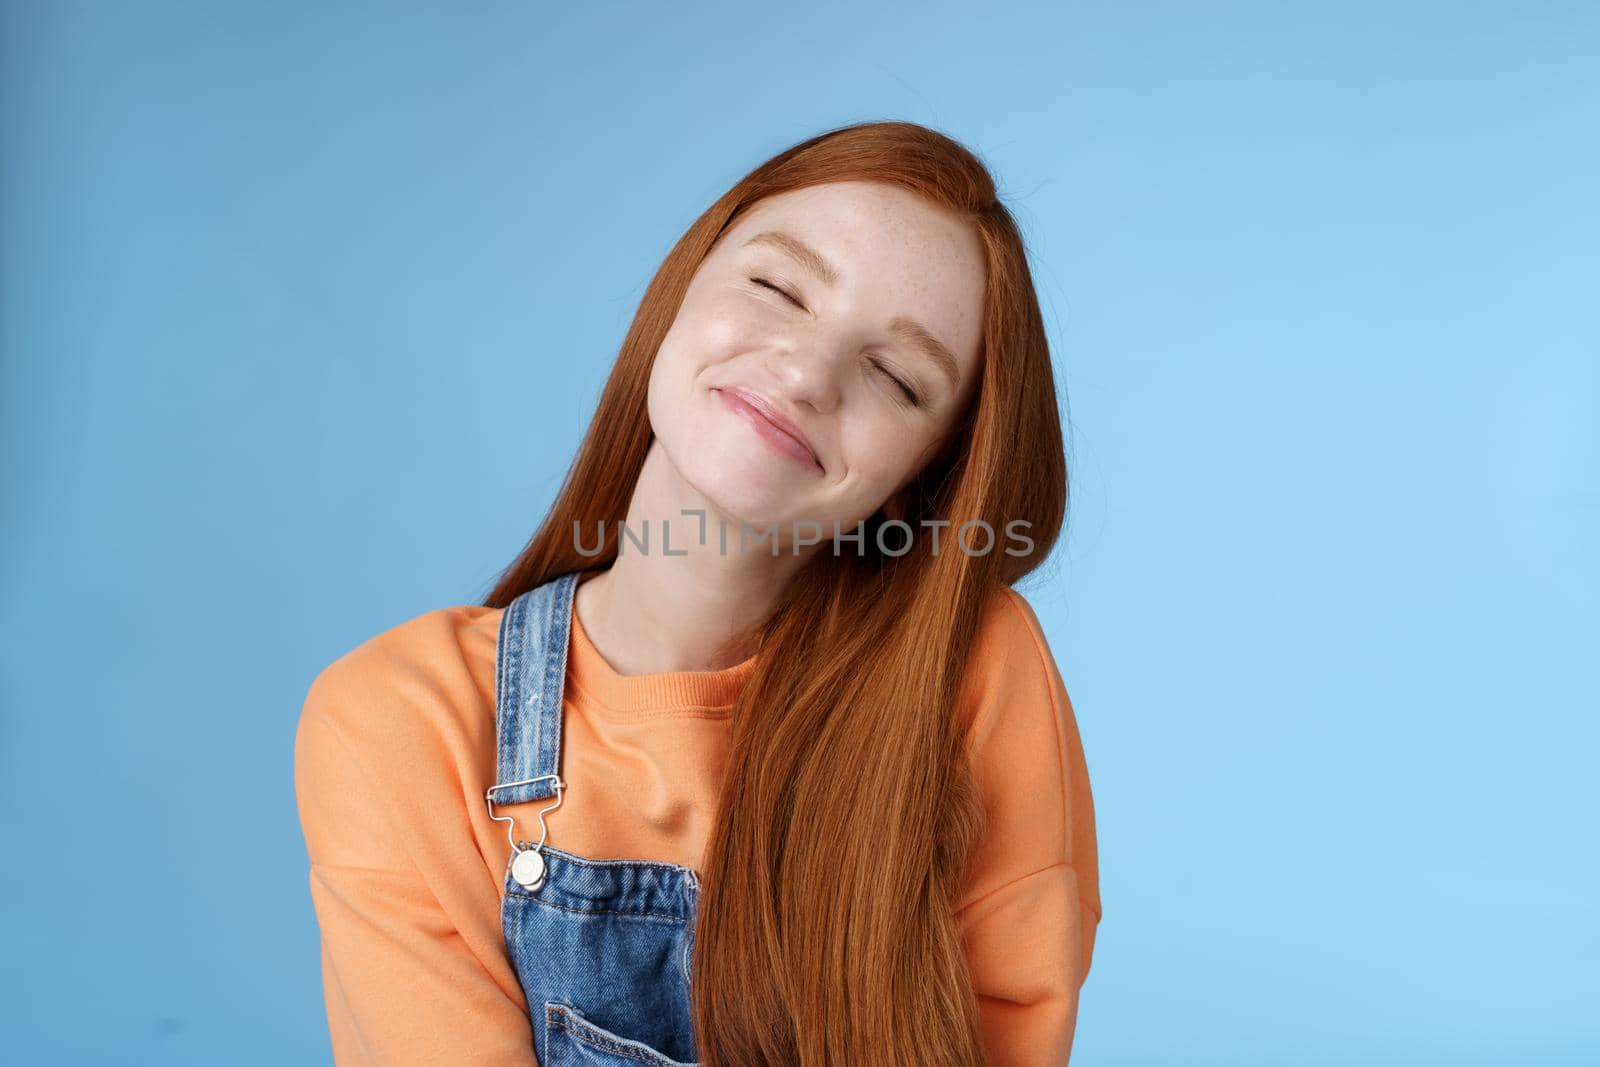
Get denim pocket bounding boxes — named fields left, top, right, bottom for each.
left=543, top=1001, right=698, bottom=1067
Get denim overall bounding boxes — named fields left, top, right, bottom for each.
left=485, top=570, right=703, bottom=1066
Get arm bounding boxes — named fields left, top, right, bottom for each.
left=957, top=862, right=1096, bottom=1064
left=956, top=588, right=1103, bottom=1066
left=294, top=668, right=538, bottom=1066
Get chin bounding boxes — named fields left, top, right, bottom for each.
left=670, top=443, right=806, bottom=535
left=688, top=466, right=793, bottom=533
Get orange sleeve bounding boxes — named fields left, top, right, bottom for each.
left=955, top=587, right=1103, bottom=1066
left=293, top=661, right=537, bottom=1066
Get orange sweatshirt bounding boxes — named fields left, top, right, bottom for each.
left=293, top=583, right=1101, bottom=1065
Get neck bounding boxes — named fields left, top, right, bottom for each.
left=573, top=440, right=807, bottom=676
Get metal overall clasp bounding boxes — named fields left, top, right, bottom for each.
left=485, top=774, right=565, bottom=891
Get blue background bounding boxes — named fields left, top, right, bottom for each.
left=3, top=1, right=1595, bottom=1063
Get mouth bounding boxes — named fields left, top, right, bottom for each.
left=713, top=386, right=823, bottom=473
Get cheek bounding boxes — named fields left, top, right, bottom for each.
left=660, top=293, right=770, bottom=373
left=649, top=294, right=769, bottom=432
left=842, top=417, right=932, bottom=494
left=703, top=298, right=774, bottom=362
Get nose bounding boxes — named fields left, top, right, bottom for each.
left=762, top=328, right=850, bottom=415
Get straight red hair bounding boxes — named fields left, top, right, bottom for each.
left=483, top=120, right=1068, bottom=1065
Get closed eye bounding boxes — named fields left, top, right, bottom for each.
left=871, top=358, right=921, bottom=408
left=750, top=276, right=803, bottom=308
left=745, top=278, right=800, bottom=307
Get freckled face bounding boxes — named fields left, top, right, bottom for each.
left=646, top=180, right=986, bottom=538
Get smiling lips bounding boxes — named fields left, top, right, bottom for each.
left=715, top=386, right=822, bottom=473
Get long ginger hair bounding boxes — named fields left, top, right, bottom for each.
left=482, top=120, right=1068, bottom=1066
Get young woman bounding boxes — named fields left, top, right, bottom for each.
left=295, top=120, right=1102, bottom=1067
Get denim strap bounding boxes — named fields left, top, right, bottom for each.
left=491, top=569, right=580, bottom=804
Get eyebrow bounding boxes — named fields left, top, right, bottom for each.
left=743, top=229, right=964, bottom=395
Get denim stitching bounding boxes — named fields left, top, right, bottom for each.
left=546, top=1003, right=683, bottom=1065
left=507, top=893, right=690, bottom=924
left=541, top=844, right=700, bottom=877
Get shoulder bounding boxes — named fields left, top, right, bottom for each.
left=959, top=584, right=1072, bottom=752
left=296, top=603, right=504, bottom=786
left=294, top=604, right=505, bottom=867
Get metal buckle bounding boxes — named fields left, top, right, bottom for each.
left=485, top=773, right=565, bottom=872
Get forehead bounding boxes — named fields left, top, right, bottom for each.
left=716, top=181, right=987, bottom=375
